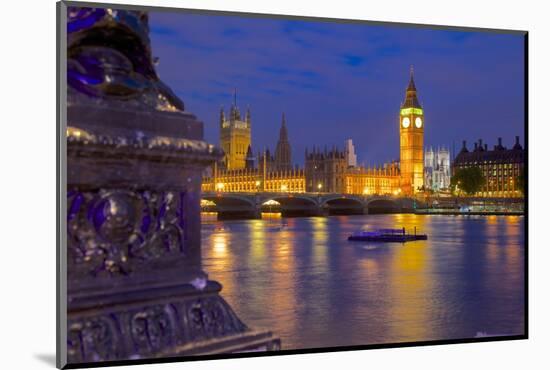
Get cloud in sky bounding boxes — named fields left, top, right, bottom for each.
left=149, top=11, right=524, bottom=165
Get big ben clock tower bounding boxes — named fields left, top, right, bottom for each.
left=399, top=67, right=424, bottom=195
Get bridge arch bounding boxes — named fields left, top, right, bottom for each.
left=201, top=193, right=259, bottom=219
left=202, top=194, right=256, bottom=208
left=366, top=198, right=401, bottom=213
left=263, top=194, right=318, bottom=207
left=321, top=196, right=365, bottom=215
left=261, top=194, right=320, bottom=217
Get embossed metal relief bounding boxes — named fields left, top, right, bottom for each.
left=186, top=297, right=248, bottom=341
left=66, top=126, right=220, bottom=158
left=67, top=297, right=249, bottom=363
left=129, top=305, right=178, bottom=354
left=67, top=189, right=187, bottom=277
left=67, top=315, right=123, bottom=363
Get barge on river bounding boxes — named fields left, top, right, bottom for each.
left=348, top=228, right=427, bottom=242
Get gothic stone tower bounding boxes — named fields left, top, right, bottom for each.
left=399, top=67, right=424, bottom=195
left=274, top=113, right=292, bottom=171
left=305, top=146, right=347, bottom=193
left=220, top=92, right=251, bottom=170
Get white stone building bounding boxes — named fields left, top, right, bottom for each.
left=424, top=146, right=451, bottom=191
left=345, top=139, right=357, bottom=168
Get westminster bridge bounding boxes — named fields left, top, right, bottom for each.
left=201, top=192, right=420, bottom=219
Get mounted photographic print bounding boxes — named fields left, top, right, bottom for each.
left=57, top=1, right=527, bottom=368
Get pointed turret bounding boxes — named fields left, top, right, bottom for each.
left=245, top=144, right=255, bottom=169
left=219, top=106, right=225, bottom=126
left=401, top=65, right=422, bottom=109
left=460, top=140, right=469, bottom=153
left=279, top=112, right=288, bottom=141
left=274, top=112, right=292, bottom=171
left=513, top=136, right=523, bottom=150
left=229, top=87, right=241, bottom=121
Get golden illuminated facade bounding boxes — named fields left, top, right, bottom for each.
left=202, top=163, right=305, bottom=193
left=304, top=147, right=347, bottom=193
left=304, top=147, right=401, bottom=195
left=220, top=98, right=251, bottom=170
left=345, top=163, right=401, bottom=195
left=399, top=68, right=424, bottom=195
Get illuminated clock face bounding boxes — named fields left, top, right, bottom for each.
left=415, top=117, right=423, bottom=128
left=402, top=117, right=410, bottom=128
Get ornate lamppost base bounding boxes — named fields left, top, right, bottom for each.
left=67, top=281, right=280, bottom=364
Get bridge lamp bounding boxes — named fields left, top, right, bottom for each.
left=317, top=183, right=323, bottom=191
left=216, top=182, right=224, bottom=191
left=255, top=180, right=261, bottom=187
left=362, top=187, right=369, bottom=195
left=281, top=184, right=288, bottom=192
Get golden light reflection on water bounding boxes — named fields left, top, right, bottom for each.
left=486, top=216, right=500, bottom=264
left=268, top=219, right=298, bottom=340
left=485, top=216, right=523, bottom=266
left=387, top=214, right=435, bottom=341
left=249, top=220, right=267, bottom=264
left=359, top=258, right=380, bottom=280
left=200, top=212, right=218, bottom=222
left=311, top=217, right=328, bottom=268
left=504, top=216, right=521, bottom=263
left=487, top=215, right=498, bottom=225
left=484, top=216, right=523, bottom=295
left=261, top=212, right=281, bottom=219
left=213, top=233, right=228, bottom=258
left=210, top=231, right=236, bottom=298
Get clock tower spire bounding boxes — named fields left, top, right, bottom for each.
left=399, top=66, right=424, bottom=195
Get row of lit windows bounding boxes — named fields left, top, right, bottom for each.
left=203, top=179, right=305, bottom=193
left=457, top=162, right=522, bottom=167
left=214, top=174, right=305, bottom=181
left=474, top=190, right=521, bottom=197
left=483, top=169, right=520, bottom=177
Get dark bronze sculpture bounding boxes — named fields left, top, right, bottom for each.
left=67, top=7, right=184, bottom=111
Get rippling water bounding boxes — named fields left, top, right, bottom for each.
left=201, top=214, right=525, bottom=350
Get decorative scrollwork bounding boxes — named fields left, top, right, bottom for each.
left=186, top=297, right=248, bottom=340
left=68, top=315, right=123, bottom=363
left=129, top=305, right=177, bottom=354
left=67, top=296, right=260, bottom=363
left=67, top=189, right=187, bottom=278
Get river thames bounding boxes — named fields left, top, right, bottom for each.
left=201, top=213, right=525, bottom=350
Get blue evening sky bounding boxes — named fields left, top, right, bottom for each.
left=149, top=11, right=524, bottom=166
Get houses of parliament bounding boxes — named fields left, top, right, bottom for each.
left=202, top=70, right=425, bottom=196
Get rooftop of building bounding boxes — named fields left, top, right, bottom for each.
left=454, top=136, right=524, bottom=165
left=401, top=66, right=422, bottom=109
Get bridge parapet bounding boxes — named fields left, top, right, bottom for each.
left=201, top=192, right=412, bottom=218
